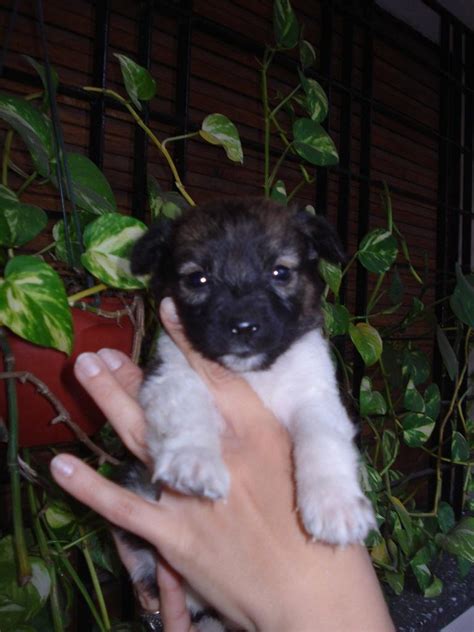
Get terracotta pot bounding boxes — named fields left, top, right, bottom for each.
left=0, top=297, right=137, bottom=447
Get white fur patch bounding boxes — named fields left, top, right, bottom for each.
left=141, top=328, right=376, bottom=545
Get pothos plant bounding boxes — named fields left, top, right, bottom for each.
left=0, top=53, right=243, bottom=632
left=261, top=0, right=474, bottom=599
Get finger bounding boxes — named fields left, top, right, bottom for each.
left=157, top=561, right=193, bottom=632
left=50, top=454, right=172, bottom=546
left=97, top=348, right=143, bottom=398
left=74, top=353, right=147, bottom=461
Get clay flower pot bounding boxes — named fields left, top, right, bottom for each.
left=0, top=297, right=138, bottom=447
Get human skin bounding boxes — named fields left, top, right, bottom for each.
left=50, top=298, right=395, bottom=632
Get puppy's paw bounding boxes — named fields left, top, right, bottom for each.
left=299, top=478, right=376, bottom=546
left=152, top=446, right=230, bottom=500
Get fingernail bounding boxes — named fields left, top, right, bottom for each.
left=75, top=352, right=101, bottom=378
left=160, top=297, right=179, bottom=322
left=98, top=348, right=123, bottom=371
left=50, top=455, right=74, bottom=478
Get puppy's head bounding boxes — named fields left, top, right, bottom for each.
left=132, top=197, right=345, bottom=371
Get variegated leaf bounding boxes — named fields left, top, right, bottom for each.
left=318, top=258, right=342, bottom=296
left=0, top=256, right=73, bottom=353
left=270, top=179, right=288, bottom=204
left=81, top=214, right=147, bottom=289
left=0, top=196, right=47, bottom=247
left=360, top=376, right=387, bottom=416
left=298, top=69, right=328, bottom=123
left=199, top=114, right=243, bottom=164
left=402, top=412, right=435, bottom=447
left=53, top=153, right=117, bottom=215
left=0, top=93, right=53, bottom=177
left=358, top=228, right=398, bottom=274
left=115, top=53, right=157, bottom=111
left=436, top=516, right=474, bottom=563
left=273, top=0, right=299, bottom=48
left=293, top=118, right=339, bottom=166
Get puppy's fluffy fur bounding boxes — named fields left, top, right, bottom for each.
left=119, top=197, right=376, bottom=629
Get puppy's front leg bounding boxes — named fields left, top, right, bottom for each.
left=292, top=396, right=376, bottom=546
left=141, top=334, right=229, bottom=500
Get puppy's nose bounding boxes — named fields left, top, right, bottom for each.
left=230, top=319, right=260, bottom=336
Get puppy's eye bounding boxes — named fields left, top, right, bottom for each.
left=272, top=265, right=292, bottom=282
left=184, top=271, right=209, bottom=289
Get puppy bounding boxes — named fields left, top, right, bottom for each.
left=119, top=197, right=376, bottom=629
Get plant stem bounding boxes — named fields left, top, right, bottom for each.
left=83, top=87, right=196, bottom=207
left=68, top=283, right=108, bottom=305
left=0, top=328, right=32, bottom=585
left=43, top=522, right=107, bottom=632
left=162, top=131, right=200, bottom=148
left=25, top=452, right=64, bottom=632
left=269, top=84, right=301, bottom=119
left=366, top=273, right=385, bottom=317
left=261, top=48, right=275, bottom=197
left=267, top=143, right=292, bottom=192
left=17, top=170, right=38, bottom=197
left=80, top=527, right=111, bottom=631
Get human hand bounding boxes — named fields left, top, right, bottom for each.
left=50, top=298, right=394, bottom=632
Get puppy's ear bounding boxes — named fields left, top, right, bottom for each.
left=130, top=219, right=173, bottom=276
left=295, top=210, right=346, bottom=264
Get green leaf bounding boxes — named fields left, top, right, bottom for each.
left=52, top=210, right=95, bottom=264
left=293, top=118, right=339, bottom=166
left=402, top=412, right=435, bottom=447
left=361, top=463, right=383, bottom=494
left=388, top=266, right=404, bottom=304
left=81, top=214, right=148, bottom=289
left=349, top=322, right=383, bottom=366
left=436, top=326, right=458, bottom=381
left=404, top=379, right=425, bottom=413
left=23, top=55, right=59, bottom=104
left=54, top=153, right=117, bottom=215
left=147, top=177, right=188, bottom=220
left=45, top=500, right=77, bottom=537
left=360, top=377, right=387, bottom=416
left=424, top=576, right=443, bottom=598
left=436, top=517, right=474, bottom=563
left=437, top=501, right=455, bottom=534
left=450, top=264, right=474, bottom=327
left=298, top=69, right=328, bottom=123
left=0, top=536, right=51, bottom=629
left=318, top=259, right=342, bottom=296
left=0, top=197, right=47, bottom=247
left=299, top=39, right=316, bottom=68
left=114, top=53, right=156, bottom=111
left=424, top=383, right=441, bottom=420
left=0, top=93, right=53, bottom=177
left=0, top=256, right=73, bottom=353
left=410, top=545, right=434, bottom=591
left=382, top=431, right=399, bottom=470
left=402, top=347, right=430, bottom=386
left=270, top=179, right=288, bottom=204
left=321, top=299, right=350, bottom=337
left=358, top=229, right=398, bottom=274
left=199, top=114, right=243, bottom=163
left=0, top=184, right=18, bottom=202
left=384, top=569, right=404, bottom=595
left=273, top=0, right=299, bottom=48
left=451, top=431, right=470, bottom=463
